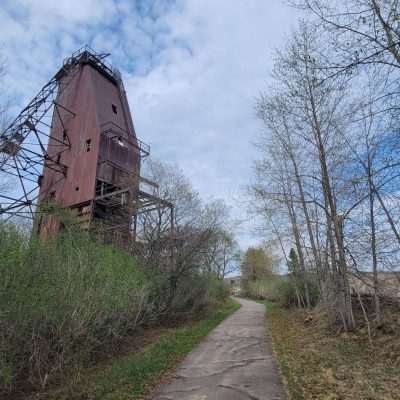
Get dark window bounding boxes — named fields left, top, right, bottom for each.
left=86, top=139, right=91, bottom=152
left=57, top=154, right=61, bottom=163
left=112, top=104, right=117, bottom=114
left=75, top=186, right=79, bottom=191
left=49, top=190, right=56, bottom=200
left=36, top=216, right=43, bottom=233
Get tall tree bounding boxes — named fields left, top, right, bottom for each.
left=241, top=246, right=274, bottom=282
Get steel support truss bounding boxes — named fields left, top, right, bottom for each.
left=86, top=177, right=175, bottom=261
left=0, top=52, right=84, bottom=221
left=90, top=176, right=174, bottom=240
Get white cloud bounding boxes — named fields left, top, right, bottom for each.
left=124, top=0, right=298, bottom=246
left=20, top=0, right=116, bottom=23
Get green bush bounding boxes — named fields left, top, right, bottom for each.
left=0, top=222, right=150, bottom=392
left=0, top=220, right=229, bottom=394
left=205, top=273, right=230, bottom=305
left=245, top=275, right=287, bottom=301
left=172, top=273, right=229, bottom=313
left=244, top=274, right=320, bottom=308
left=273, top=277, right=299, bottom=308
left=149, top=271, right=229, bottom=318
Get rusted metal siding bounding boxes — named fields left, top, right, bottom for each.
left=39, top=64, right=100, bottom=207
left=38, top=56, right=141, bottom=235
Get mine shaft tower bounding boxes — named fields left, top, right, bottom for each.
left=0, top=46, right=173, bottom=244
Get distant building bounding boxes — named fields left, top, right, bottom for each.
left=224, top=276, right=242, bottom=296
left=348, top=272, right=400, bottom=299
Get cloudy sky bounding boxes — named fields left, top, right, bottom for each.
left=1, top=0, right=298, bottom=248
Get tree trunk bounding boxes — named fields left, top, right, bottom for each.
left=367, top=153, right=382, bottom=325
left=307, top=78, right=355, bottom=330
left=284, top=184, right=311, bottom=308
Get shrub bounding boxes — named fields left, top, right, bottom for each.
left=0, top=221, right=229, bottom=395
left=244, top=274, right=320, bottom=308
left=274, top=277, right=299, bottom=308
left=0, top=222, right=152, bottom=392
left=245, top=275, right=287, bottom=301
left=145, top=269, right=229, bottom=319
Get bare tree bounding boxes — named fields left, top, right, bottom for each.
left=251, top=5, right=400, bottom=330
left=252, top=22, right=359, bottom=329
left=136, top=159, right=238, bottom=310
left=292, top=0, right=400, bottom=71
left=204, top=228, right=240, bottom=279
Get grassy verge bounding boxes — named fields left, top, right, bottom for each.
left=41, top=298, right=240, bottom=400
left=262, top=301, right=400, bottom=400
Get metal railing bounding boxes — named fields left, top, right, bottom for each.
left=100, top=121, right=150, bottom=157
left=62, top=45, right=117, bottom=82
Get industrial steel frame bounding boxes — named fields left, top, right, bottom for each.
left=0, top=46, right=174, bottom=250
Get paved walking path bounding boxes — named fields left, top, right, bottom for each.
left=152, top=297, right=287, bottom=400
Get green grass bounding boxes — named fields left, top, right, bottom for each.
left=256, top=299, right=279, bottom=313
left=50, top=298, right=240, bottom=400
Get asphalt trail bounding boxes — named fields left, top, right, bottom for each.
left=151, top=297, right=287, bottom=400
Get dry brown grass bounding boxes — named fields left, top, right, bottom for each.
left=266, top=302, right=400, bottom=400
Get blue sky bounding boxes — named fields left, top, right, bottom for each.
left=0, top=0, right=297, bottom=248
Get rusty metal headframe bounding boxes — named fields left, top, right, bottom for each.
left=0, top=46, right=175, bottom=256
